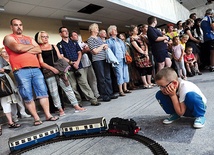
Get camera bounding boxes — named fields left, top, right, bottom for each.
left=74, top=69, right=81, bottom=77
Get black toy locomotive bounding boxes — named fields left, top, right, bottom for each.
left=9, top=117, right=140, bottom=152
left=108, top=117, right=141, bottom=135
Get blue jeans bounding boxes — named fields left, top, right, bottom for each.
left=156, top=90, right=206, bottom=117
left=92, top=60, right=113, bottom=100
left=14, top=68, right=48, bottom=103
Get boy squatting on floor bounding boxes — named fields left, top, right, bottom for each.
left=155, top=67, right=206, bottom=129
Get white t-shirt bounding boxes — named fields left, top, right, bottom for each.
left=78, top=42, right=91, bottom=68
left=177, top=78, right=207, bottom=104
left=172, top=44, right=184, bottom=60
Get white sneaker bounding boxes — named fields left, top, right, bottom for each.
left=21, top=114, right=31, bottom=118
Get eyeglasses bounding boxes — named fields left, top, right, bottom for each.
left=159, top=81, right=173, bottom=89
left=41, top=36, right=49, bottom=39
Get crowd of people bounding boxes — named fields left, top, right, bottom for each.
left=1, top=9, right=213, bottom=134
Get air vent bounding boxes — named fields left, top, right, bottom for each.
left=78, top=4, right=103, bottom=14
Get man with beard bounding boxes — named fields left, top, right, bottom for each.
left=3, top=18, right=58, bottom=126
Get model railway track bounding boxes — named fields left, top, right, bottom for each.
left=9, top=132, right=168, bottom=155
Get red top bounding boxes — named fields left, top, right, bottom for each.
left=4, top=34, right=40, bottom=71
left=184, top=53, right=195, bottom=63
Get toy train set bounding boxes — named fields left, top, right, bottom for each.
left=8, top=117, right=168, bottom=155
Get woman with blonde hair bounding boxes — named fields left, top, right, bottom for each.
left=87, top=23, right=117, bottom=101
left=36, top=31, right=86, bottom=115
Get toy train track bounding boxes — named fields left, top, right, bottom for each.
left=9, top=132, right=168, bottom=155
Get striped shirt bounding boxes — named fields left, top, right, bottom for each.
left=87, top=36, right=106, bottom=62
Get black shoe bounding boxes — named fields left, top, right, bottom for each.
left=91, top=102, right=101, bottom=106
left=197, top=72, right=202, bottom=75
left=210, top=67, right=214, bottom=72
left=102, top=97, right=111, bottom=102
left=97, top=96, right=102, bottom=100
left=111, top=94, right=118, bottom=99
left=188, top=72, right=194, bottom=77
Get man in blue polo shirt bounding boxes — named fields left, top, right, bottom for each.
left=57, top=27, right=100, bottom=106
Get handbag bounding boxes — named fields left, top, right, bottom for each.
left=51, top=49, right=70, bottom=74
left=0, top=75, right=13, bottom=98
left=125, top=54, right=132, bottom=64
left=42, top=68, right=55, bottom=79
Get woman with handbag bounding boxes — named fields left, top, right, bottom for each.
left=0, top=48, right=21, bottom=128
left=106, top=25, right=131, bottom=96
left=0, top=48, right=31, bottom=122
left=36, top=31, right=86, bottom=115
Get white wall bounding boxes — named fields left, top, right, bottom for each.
left=190, top=3, right=214, bottom=19
left=0, top=13, right=62, bottom=47
left=109, top=0, right=190, bottom=23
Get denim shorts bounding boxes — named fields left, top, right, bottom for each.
left=14, top=68, right=48, bottom=103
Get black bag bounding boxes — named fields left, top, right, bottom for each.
left=73, top=69, right=81, bottom=77
left=42, top=68, right=55, bottom=79
left=0, top=75, right=13, bottom=98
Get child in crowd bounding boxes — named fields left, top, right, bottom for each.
left=180, top=34, right=189, bottom=49
left=172, top=36, right=187, bottom=80
left=155, top=67, right=207, bottom=129
left=184, top=46, right=202, bottom=76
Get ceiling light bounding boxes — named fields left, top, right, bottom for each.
left=0, top=6, right=5, bottom=12
left=64, top=16, right=102, bottom=23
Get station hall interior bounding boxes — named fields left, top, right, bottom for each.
left=0, top=0, right=213, bottom=46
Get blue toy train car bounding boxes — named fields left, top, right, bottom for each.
left=61, top=117, right=107, bottom=136
left=9, top=117, right=140, bottom=152
left=8, top=124, right=59, bottom=151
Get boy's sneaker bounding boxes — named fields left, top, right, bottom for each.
left=193, top=116, right=205, bottom=129
left=163, top=114, right=180, bottom=124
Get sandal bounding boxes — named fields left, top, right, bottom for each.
left=46, top=116, right=59, bottom=121
left=124, top=89, right=132, bottom=93
left=150, top=83, right=157, bottom=87
left=34, top=120, right=43, bottom=126
left=119, top=92, right=126, bottom=96
left=143, top=85, right=153, bottom=89
left=8, top=123, right=21, bottom=128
